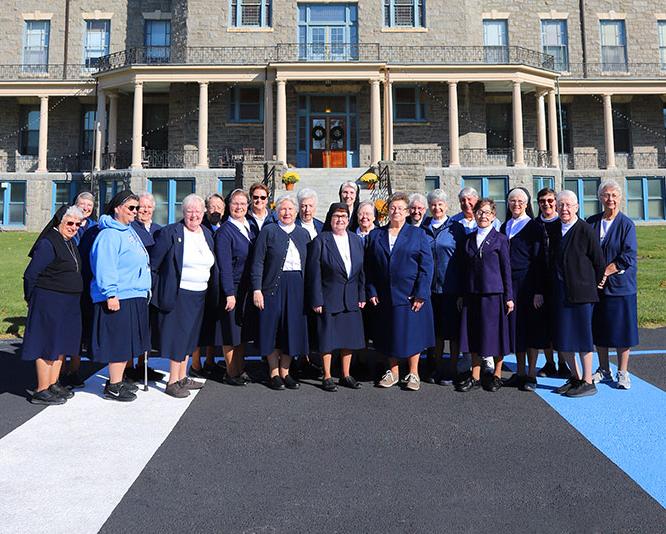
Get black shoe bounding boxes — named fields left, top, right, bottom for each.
left=179, top=377, right=204, bottom=390
left=122, top=379, right=139, bottom=393
left=503, top=373, right=524, bottom=388
left=238, top=371, right=251, bottom=384
left=138, top=366, right=163, bottom=382
left=225, top=375, right=247, bottom=386
left=63, top=372, right=85, bottom=389
left=30, top=388, right=66, bottom=405
left=485, top=376, right=503, bottom=392
left=565, top=381, right=597, bottom=398
left=189, top=366, right=211, bottom=379
left=339, top=375, right=362, bottom=389
left=104, top=381, right=137, bottom=402
left=283, top=374, right=300, bottom=390
left=165, top=381, right=190, bottom=398
left=555, top=378, right=580, bottom=394
left=537, top=362, right=558, bottom=378
left=557, top=364, right=572, bottom=379
left=269, top=375, right=285, bottom=390
left=49, top=382, right=74, bottom=399
left=520, top=376, right=537, bottom=392
left=322, top=378, right=338, bottom=392
left=455, top=377, right=482, bottom=392
left=204, top=363, right=225, bottom=381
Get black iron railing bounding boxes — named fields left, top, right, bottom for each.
left=263, top=162, right=276, bottom=202
left=371, top=163, right=392, bottom=225
left=0, top=64, right=93, bottom=81
left=0, top=153, right=93, bottom=173
left=563, top=62, right=666, bottom=78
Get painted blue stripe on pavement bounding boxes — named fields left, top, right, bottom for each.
left=515, top=354, right=666, bottom=508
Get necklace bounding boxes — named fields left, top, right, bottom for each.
left=64, top=238, right=79, bottom=272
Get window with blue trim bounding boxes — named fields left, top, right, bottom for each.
left=541, top=19, right=569, bottom=71
left=19, top=106, right=40, bottom=156
left=218, top=177, right=237, bottom=198
left=462, top=176, right=508, bottom=221
left=0, top=181, right=27, bottom=225
left=394, top=86, right=426, bottom=122
left=483, top=19, right=508, bottom=63
left=425, top=175, right=440, bottom=192
left=99, top=179, right=127, bottom=213
left=659, top=21, right=666, bottom=70
left=230, top=0, right=271, bottom=27
left=298, top=4, right=358, bottom=61
left=564, top=177, right=601, bottom=219
left=532, top=175, right=555, bottom=213
left=600, top=20, right=627, bottom=72
left=81, top=107, right=96, bottom=155
left=144, top=20, right=171, bottom=62
left=84, top=20, right=110, bottom=70
left=52, top=181, right=83, bottom=214
left=23, top=20, right=50, bottom=73
left=149, top=178, right=195, bottom=225
left=229, top=87, right=263, bottom=123
left=626, top=177, right=665, bottom=221
left=384, top=0, right=425, bottom=28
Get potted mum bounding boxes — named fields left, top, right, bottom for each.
left=360, top=172, right=379, bottom=190
left=282, top=170, right=300, bottom=191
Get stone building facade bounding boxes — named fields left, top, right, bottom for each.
left=0, top=0, right=665, bottom=229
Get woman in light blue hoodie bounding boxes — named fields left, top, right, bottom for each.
left=90, top=190, right=151, bottom=402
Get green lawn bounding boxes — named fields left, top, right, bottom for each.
left=1, top=227, right=665, bottom=338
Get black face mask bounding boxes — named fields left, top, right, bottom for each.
left=208, top=212, right=222, bottom=225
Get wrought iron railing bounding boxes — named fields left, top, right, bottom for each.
left=0, top=64, right=93, bottom=80
left=563, top=62, right=666, bottom=78
left=263, top=162, right=276, bottom=202
left=523, top=148, right=549, bottom=167
left=371, top=164, right=392, bottom=225
left=0, top=153, right=93, bottom=172
left=277, top=43, right=380, bottom=62
left=393, top=146, right=445, bottom=166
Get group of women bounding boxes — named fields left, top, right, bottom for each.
left=21, top=177, right=639, bottom=403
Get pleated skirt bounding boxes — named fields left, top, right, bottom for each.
left=508, top=273, right=532, bottom=354
left=316, top=309, right=365, bottom=354
left=91, top=297, right=150, bottom=363
left=256, top=271, right=309, bottom=357
left=158, top=289, right=206, bottom=361
left=372, top=300, right=435, bottom=359
left=431, top=293, right=461, bottom=341
left=592, top=293, right=639, bottom=348
left=22, top=288, right=82, bottom=361
left=551, top=278, right=594, bottom=353
left=459, top=294, right=511, bottom=358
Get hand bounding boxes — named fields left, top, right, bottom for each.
left=598, top=275, right=608, bottom=289
left=456, top=297, right=463, bottom=312
left=370, top=296, right=379, bottom=306
left=107, top=296, right=120, bottom=312
left=604, top=263, right=619, bottom=277
left=253, top=290, right=264, bottom=310
left=358, top=301, right=366, bottom=309
left=225, top=295, right=236, bottom=312
left=505, top=300, right=514, bottom=315
left=533, top=294, right=544, bottom=309
left=313, top=306, right=323, bottom=314
left=411, top=297, right=424, bottom=312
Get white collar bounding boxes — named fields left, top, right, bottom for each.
left=278, top=221, right=296, bottom=234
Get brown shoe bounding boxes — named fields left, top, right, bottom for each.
left=179, top=377, right=204, bottom=390
left=165, top=381, right=190, bottom=398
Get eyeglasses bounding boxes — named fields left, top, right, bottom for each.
left=125, top=205, right=139, bottom=211
left=252, top=195, right=267, bottom=201
left=65, top=221, right=82, bottom=227
left=388, top=206, right=407, bottom=212
left=509, top=200, right=526, bottom=205
left=332, top=214, right=349, bottom=220
left=230, top=202, right=248, bottom=208
left=475, top=210, right=494, bottom=217
left=538, top=198, right=555, bottom=204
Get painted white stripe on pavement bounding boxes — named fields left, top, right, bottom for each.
left=0, top=360, right=202, bottom=534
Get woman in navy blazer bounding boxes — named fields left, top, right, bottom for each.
left=456, top=199, right=514, bottom=393
left=250, top=194, right=311, bottom=390
left=306, top=203, right=366, bottom=392
left=500, top=188, right=544, bottom=392
left=366, top=192, right=435, bottom=392
left=588, top=179, right=639, bottom=390
left=150, top=194, right=218, bottom=398
left=215, top=189, right=254, bottom=386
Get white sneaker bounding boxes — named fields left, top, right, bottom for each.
left=404, top=373, right=421, bottom=391
left=616, top=370, right=632, bottom=390
left=378, top=370, right=398, bottom=388
left=592, top=367, right=613, bottom=384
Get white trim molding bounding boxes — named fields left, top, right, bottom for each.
left=482, top=11, right=510, bottom=20
left=142, top=11, right=172, bottom=20
left=82, top=11, right=114, bottom=20
left=538, top=11, right=569, bottom=20
left=597, top=11, right=626, bottom=20
left=655, top=13, right=666, bottom=20
left=22, top=11, right=54, bottom=20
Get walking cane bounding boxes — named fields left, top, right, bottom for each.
left=143, top=350, right=149, bottom=392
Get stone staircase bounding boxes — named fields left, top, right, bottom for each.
left=278, top=167, right=374, bottom=215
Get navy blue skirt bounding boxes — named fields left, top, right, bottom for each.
left=22, top=288, right=82, bottom=361
left=527, top=290, right=552, bottom=350
left=158, top=289, right=206, bottom=361
left=508, top=273, right=532, bottom=353
left=91, top=297, right=150, bottom=363
left=551, top=278, right=594, bottom=353
left=256, top=271, right=309, bottom=357
left=373, top=300, right=435, bottom=359
left=221, top=291, right=252, bottom=347
left=199, top=300, right=224, bottom=347
left=316, top=309, right=365, bottom=354
left=459, top=294, right=511, bottom=358
left=431, top=293, right=461, bottom=341
left=593, top=294, right=639, bottom=348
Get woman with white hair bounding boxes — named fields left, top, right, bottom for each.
left=407, top=193, right=428, bottom=228
left=251, top=194, right=311, bottom=390
left=548, top=190, right=605, bottom=398
left=587, top=179, right=639, bottom=389
left=295, top=188, right=324, bottom=238
left=72, top=191, right=97, bottom=245
left=22, top=205, right=84, bottom=404
left=150, top=194, right=217, bottom=398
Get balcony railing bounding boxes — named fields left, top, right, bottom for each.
left=0, top=64, right=93, bottom=81
left=94, top=45, right=554, bottom=72
left=563, top=63, right=666, bottom=78
left=104, top=147, right=264, bottom=170
left=0, top=154, right=93, bottom=172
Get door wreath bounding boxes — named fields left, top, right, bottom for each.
left=330, top=125, right=344, bottom=141
left=312, top=125, right=326, bottom=141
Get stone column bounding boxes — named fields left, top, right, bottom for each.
left=547, top=90, right=559, bottom=168
left=94, top=89, right=106, bottom=171
left=107, top=93, right=118, bottom=170
left=264, top=79, right=274, bottom=161
left=383, top=79, right=393, bottom=160
left=197, top=81, right=209, bottom=168
left=603, top=93, right=616, bottom=169
left=370, top=79, right=381, bottom=164
left=512, top=81, right=525, bottom=167
left=36, top=95, right=49, bottom=172
left=536, top=91, right=547, bottom=153
left=276, top=79, right=287, bottom=164
left=130, top=81, right=144, bottom=169
left=448, top=81, right=460, bottom=167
